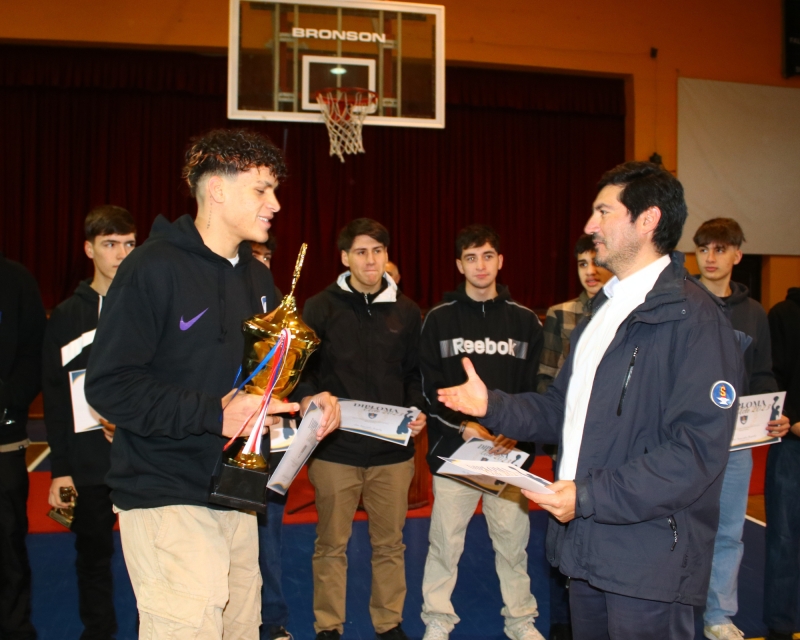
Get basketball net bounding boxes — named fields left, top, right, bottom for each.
left=316, top=88, right=378, bottom=162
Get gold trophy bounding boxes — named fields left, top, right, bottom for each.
left=209, top=244, right=320, bottom=513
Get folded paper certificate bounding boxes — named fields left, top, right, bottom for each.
left=269, top=417, right=298, bottom=453
left=69, top=369, right=103, bottom=433
left=730, top=391, right=786, bottom=451
left=438, top=457, right=554, bottom=495
left=267, top=402, right=321, bottom=495
left=338, top=399, right=419, bottom=446
left=438, top=437, right=530, bottom=496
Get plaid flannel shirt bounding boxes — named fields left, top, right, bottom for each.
left=536, top=289, right=592, bottom=394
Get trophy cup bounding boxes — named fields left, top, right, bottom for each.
left=209, top=244, right=320, bottom=513
left=47, top=486, right=77, bottom=529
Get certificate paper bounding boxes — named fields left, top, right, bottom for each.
left=338, top=399, right=419, bottom=446
left=438, top=457, right=554, bottom=495
left=438, top=437, right=530, bottom=496
left=730, top=391, right=786, bottom=451
left=268, top=417, right=298, bottom=453
left=267, top=403, right=321, bottom=495
left=69, top=369, right=102, bottom=433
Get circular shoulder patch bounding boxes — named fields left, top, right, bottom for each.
left=710, top=381, right=736, bottom=409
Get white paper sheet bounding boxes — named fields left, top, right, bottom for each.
left=267, top=402, right=321, bottom=495
left=69, top=369, right=103, bottom=433
left=730, top=391, right=786, bottom=451
left=338, top=399, right=419, bottom=446
left=438, top=457, right=554, bottom=495
left=438, top=437, right=530, bottom=496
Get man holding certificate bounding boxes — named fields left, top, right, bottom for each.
left=418, top=224, right=545, bottom=640
left=43, top=205, right=136, bottom=639
left=438, top=162, right=745, bottom=640
left=296, top=218, right=426, bottom=640
left=692, top=218, right=790, bottom=640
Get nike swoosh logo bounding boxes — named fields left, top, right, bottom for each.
left=180, top=308, right=209, bottom=331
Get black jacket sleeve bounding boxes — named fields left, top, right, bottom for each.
left=769, top=303, right=800, bottom=425
left=402, top=307, right=425, bottom=410
left=747, top=304, right=778, bottom=395
left=42, top=308, right=73, bottom=478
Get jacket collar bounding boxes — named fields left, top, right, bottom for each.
left=335, top=271, right=398, bottom=304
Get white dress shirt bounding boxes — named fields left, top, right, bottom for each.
left=558, top=254, right=671, bottom=481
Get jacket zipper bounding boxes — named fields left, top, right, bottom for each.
left=363, top=292, right=372, bottom=316
left=668, top=516, right=678, bottom=551
left=616, top=346, right=639, bottom=416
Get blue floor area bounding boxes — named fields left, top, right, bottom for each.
left=29, top=512, right=769, bottom=639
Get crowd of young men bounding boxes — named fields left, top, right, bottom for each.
left=3, top=128, right=799, bottom=640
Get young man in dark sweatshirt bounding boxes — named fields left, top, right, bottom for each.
left=692, top=218, right=790, bottom=640
left=84, top=129, right=340, bottom=640
left=419, top=225, right=544, bottom=640
left=43, top=205, right=136, bottom=640
left=0, top=253, right=46, bottom=640
left=296, top=218, right=426, bottom=640
left=764, top=287, right=800, bottom=640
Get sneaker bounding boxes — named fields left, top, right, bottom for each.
left=549, top=623, right=573, bottom=640
left=268, top=627, right=293, bottom=640
left=422, top=620, right=450, bottom=640
left=704, top=624, right=744, bottom=640
left=376, top=624, right=409, bottom=640
left=505, top=619, right=546, bottom=640
left=315, top=632, right=341, bottom=640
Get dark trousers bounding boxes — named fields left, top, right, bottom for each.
left=72, top=484, right=117, bottom=640
left=569, top=578, right=693, bottom=640
left=0, top=448, right=36, bottom=640
left=764, top=439, right=800, bottom=635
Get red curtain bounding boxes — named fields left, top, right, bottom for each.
left=0, top=46, right=625, bottom=312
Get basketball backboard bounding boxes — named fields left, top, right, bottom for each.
left=228, top=0, right=445, bottom=128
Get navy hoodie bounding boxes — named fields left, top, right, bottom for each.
left=85, top=215, right=278, bottom=509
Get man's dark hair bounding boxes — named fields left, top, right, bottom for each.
left=182, top=128, right=288, bottom=198
left=84, top=205, right=136, bottom=242
left=597, top=161, right=687, bottom=255
left=337, top=218, right=390, bottom=252
left=574, top=234, right=596, bottom=258
left=455, top=224, right=500, bottom=258
left=692, top=218, right=746, bottom=248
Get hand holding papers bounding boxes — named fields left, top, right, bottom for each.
left=268, top=402, right=323, bottom=495
left=731, top=391, right=787, bottom=451
left=338, top=399, right=420, bottom=446
left=439, top=456, right=553, bottom=495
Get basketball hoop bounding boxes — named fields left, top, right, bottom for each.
left=315, top=87, right=378, bottom=162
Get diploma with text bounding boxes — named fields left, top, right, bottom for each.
left=438, top=456, right=553, bottom=495
left=438, top=437, right=530, bottom=496
left=730, top=390, right=786, bottom=451
left=267, top=402, right=320, bottom=495
left=338, top=399, right=419, bottom=446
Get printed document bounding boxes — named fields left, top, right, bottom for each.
left=731, top=391, right=786, bottom=451
left=339, top=399, right=419, bottom=446
left=438, top=437, right=530, bottom=496
left=268, top=402, right=321, bottom=495
left=439, top=457, right=554, bottom=495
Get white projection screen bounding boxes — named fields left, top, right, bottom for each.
left=676, top=78, right=800, bottom=255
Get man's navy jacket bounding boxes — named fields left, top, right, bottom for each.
left=481, top=252, right=744, bottom=606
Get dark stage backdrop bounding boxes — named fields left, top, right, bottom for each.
left=0, top=45, right=625, bottom=312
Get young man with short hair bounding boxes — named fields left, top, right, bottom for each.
left=84, top=128, right=340, bottom=640
left=43, top=204, right=136, bottom=640
left=437, top=162, right=745, bottom=639
left=419, top=224, right=544, bottom=640
left=537, top=234, right=611, bottom=394
left=692, top=218, right=789, bottom=640
left=297, top=218, right=426, bottom=640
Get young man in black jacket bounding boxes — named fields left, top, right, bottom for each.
left=296, top=218, right=426, bottom=640
left=419, top=225, right=544, bottom=640
left=43, top=205, right=137, bottom=640
left=0, top=253, right=46, bottom=640
left=84, top=129, right=339, bottom=640
left=692, top=218, right=789, bottom=640
left=437, top=162, right=745, bottom=640
left=764, top=288, right=800, bottom=640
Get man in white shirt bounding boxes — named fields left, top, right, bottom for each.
left=437, top=162, right=744, bottom=640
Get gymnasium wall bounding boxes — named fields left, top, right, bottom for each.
left=2, top=0, right=799, bottom=308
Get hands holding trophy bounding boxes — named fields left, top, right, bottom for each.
left=210, top=244, right=340, bottom=512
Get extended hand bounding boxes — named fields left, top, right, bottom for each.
left=491, top=434, right=517, bottom=455
left=301, top=392, right=341, bottom=440
left=524, top=480, right=577, bottom=523
left=437, top=358, right=488, bottom=417
left=767, top=414, right=791, bottom=438
left=409, top=412, right=427, bottom=437
left=49, top=476, right=77, bottom=509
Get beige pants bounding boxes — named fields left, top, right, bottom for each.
left=118, top=505, right=261, bottom=640
left=307, top=457, right=415, bottom=634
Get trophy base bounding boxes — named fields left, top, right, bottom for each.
left=47, top=507, right=74, bottom=529
left=209, top=440, right=269, bottom=514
